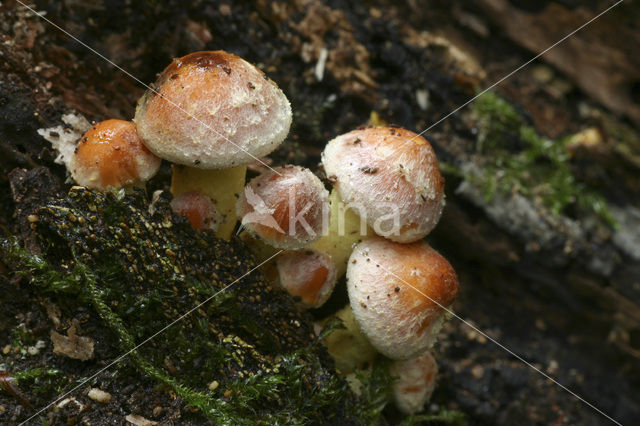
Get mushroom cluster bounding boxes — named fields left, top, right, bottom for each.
left=47, top=49, right=458, bottom=416
left=49, top=49, right=338, bottom=310
left=234, top=123, right=458, bottom=414
left=319, top=126, right=459, bottom=414
left=54, top=50, right=292, bottom=240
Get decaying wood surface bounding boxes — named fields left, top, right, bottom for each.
left=477, top=0, right=640, bottom=126
left=1, top=0, right=639, bottom=424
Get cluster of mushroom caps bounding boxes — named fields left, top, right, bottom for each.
left=63, top=50, right=459, bottom=415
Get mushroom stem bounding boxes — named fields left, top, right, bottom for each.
left=322, top=305, right=377, bottom=374
left=170, top=165, right=246, bottom=240
left=311, top=189, right=372, bottom=277
left=240, top=188, right=371, bottom=283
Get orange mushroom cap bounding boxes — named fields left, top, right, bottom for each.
left=276, top=249, right=337, bottom=308
left=389, top=351, right=438, bottom=414
left=170, top=192, right=222, bottom=231
left=347, top=237, right=458, bottom=360
left=69, top=119, right=161, bottom=190
left=236, top=165, right=329, bottom=249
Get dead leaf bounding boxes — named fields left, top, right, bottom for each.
left=51, top=320, right=94, bottom=361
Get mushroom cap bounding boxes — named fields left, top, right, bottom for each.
left=170, top=191, right=222, bottom=231
left=322, top=127, right=444, bottom=243
left=276, top=249, right=337, bottom=308
left=390, top=351, right=438, bottom=414
left=69, top=119, right=161, bottom=190
left=236, top=165, right=329, bottom=249
left=346, top=237, right=458, bottom=360
left=134, top=50, right=292, bottom=169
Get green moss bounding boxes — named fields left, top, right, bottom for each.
left=474, top=92, right=525, bottom=154
left=12, top=368, right=62, bottom=383
left=4, top=239, right=355, bottom=423
left=1, top=187, right=361, bottom=424
left=468, top=92, right=616, bottom=227
left=317, top=316, right=348, bottom=341
left=10, top=326, right=36, bottom=350
left=356, top=357, right=394, bottom=424
left=12, top=368, right=65, bottom=396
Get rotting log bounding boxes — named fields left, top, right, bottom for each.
left=1, top=0, right=639, bottom=424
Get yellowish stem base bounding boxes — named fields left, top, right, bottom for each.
left=312, top=189, right=372, bottom=278
left=170, top=165, right=247, bottom=240
left=322, top=305, right=377, bottom=374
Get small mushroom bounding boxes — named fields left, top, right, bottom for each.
left=322, top=127, right=444, bottom=243
left=389, top=351, right=438, bottom=415
left=236, top=165, right=329, bottom=249
left=69, top=119, right=161, bottom=191
left=134, top=50, right=292, bottom=239
left=276, top=248, right=337, bottom=308
left=347, top=237, right=459, bottom=360
left=170, top=191, right=222, bottom=231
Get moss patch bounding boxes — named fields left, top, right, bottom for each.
left=1, top=186, right=364, bottom=424
left=462, top=92, right=615, bottom=227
